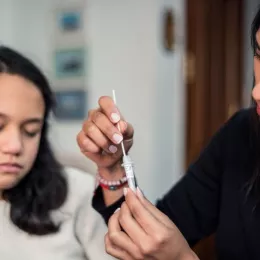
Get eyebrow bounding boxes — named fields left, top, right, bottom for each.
left=0, top=113, right=43, bottom=125
left=23, top=118, right=43, bottom=125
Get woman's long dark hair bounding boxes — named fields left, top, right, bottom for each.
left=0, top=46, right=68, bottom=235
left=247, top=7, right=260, bottom=200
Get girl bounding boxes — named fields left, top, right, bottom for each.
left=0, top=46, right=113, bottom=260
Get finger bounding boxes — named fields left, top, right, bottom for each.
left=108, top=208, right=122, bottom=232
left=77, top=130, right=100, bottom=154
left=117, top=120, right=128, bottom=135
left=136, top=188, right=173, bottom=228
left=87, top=108, right=97, bottom=119
left=97, top=96, right=134, bottom=143
left=108, top=232, right=144, bottom=260
left=118, top=202, right=148, bottom=250
left=108, top=210, right=144, bottom=260
left=83, top=120, right=116, bottom=154
left=119, top=121, right=134, bottom=140
left=98, top=96, right=121, bottom=123
left=91, top=110, right=124, bottom=146
left=124, top=189, right=165, bottom=235
left=82, top=150, right=122, bottom=168
left=105, top=233, right=134, bottom=260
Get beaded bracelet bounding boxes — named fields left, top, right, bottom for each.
left=96, top=173, right=128, bottom=191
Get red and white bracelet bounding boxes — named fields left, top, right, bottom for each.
left=95, top=173, right=128, bottom=191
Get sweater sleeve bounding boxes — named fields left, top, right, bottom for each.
left=92, top=109, right=252, bottom=246
left=74, top=192, right=115, bottom=260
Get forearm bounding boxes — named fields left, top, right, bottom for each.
left=98, top=162, right=127, bottom=206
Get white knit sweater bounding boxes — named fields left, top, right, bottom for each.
left=0, top=167, right=114, bottom=260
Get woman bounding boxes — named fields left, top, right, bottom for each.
left=0, top=46, right=113, bottom=259
left=77, top=7, right=260, bottom=260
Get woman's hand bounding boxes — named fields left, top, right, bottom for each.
left=77, top=96, right=134, bottom=170
left=105, top=188, right=198, bottom=260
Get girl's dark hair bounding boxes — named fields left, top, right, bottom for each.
left=0, top=46, right=67, bottom=235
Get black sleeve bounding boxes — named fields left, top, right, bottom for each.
left=156, top=109, right=250, bottom=246
left=92, top=186, right=125, bottom=224
left=92, top=109, right=251, bottom=244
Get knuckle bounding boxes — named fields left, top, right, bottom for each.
left=139, top=231, right=168, bottom=255
left=105, top=242, right=113, bottom=255
left=153, top=232, right=167, bottom=246
left=92, top=111, right=104, bottom=124
left=139, top=240, right=155, bottom=256
left=108, top=231, right=119, bottom=244
left=88, top=109, right=95, bottom=118
left=105, top=123, right=113, bottom=133
left=85, top=121, right=96, bottom=135
left=133, top=250, right=145, bottom=260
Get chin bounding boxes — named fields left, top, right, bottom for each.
left=0, top=174, right=22, bottom=190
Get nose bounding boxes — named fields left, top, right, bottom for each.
left=1, top=127, right=23, bottom=156
left=252, top=83, right=260, bottom=104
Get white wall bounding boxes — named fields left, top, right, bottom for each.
left=86, top=0, right=186, bottom=201
left=0, top=0, right=15, bottom=47
left=0, top=0, right=186, bottom=202
left=1, top=0, right=258, bottom=202
left=243, top=0, right=259, bottom=106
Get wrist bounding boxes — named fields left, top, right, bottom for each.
left=178, top=250, right=199, bottom=260
left=98, top=161, right=125, bottom=180
left=96, top=172, right=128, bottom=191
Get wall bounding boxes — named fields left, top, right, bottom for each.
left=86, top=0, right=186, bottom=201
left=1, top=0, right=259, bottom=202
left=0, top=0, right=15, bottom=47
left=0, top=0, right=186, bottom=202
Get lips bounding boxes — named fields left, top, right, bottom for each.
left=0, top=163, right=23, bottom=174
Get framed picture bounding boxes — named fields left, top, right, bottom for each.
left=54, top=48, right=86, bottom=78
left=58, top=10, right=82, bottom=32
left=53, top=90, right=87, bottom=120
left=52, top=6, right=85, bottom=44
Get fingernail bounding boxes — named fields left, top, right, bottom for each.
left=111, top=113, right=120, bottom=123
left=122, top=121, right=127, bottom=132
left=123, top=187, right=128, bottom=196
left=109, top=145, right=118, bottom=153
left=113, top=133, right=123, bottom=144
left=114, top=208, right=120, bottom=213
left=136, top=187, right=144, bottom=199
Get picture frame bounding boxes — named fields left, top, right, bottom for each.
left=54, top=47, right=86, bottom=78
left=52, top=6, right=85, bottom=44
left=53, top=89, right=87, bottom=120
left=58, top=10, right=82, bottom=33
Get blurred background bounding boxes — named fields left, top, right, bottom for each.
left=1, top=0, right=259, bottom=258
left=0, top=0, right=258, bottom=208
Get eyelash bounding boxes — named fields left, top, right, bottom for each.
left=23, top=130, right=40, bottom=138
left=0, top=125, right=39, bottom=138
